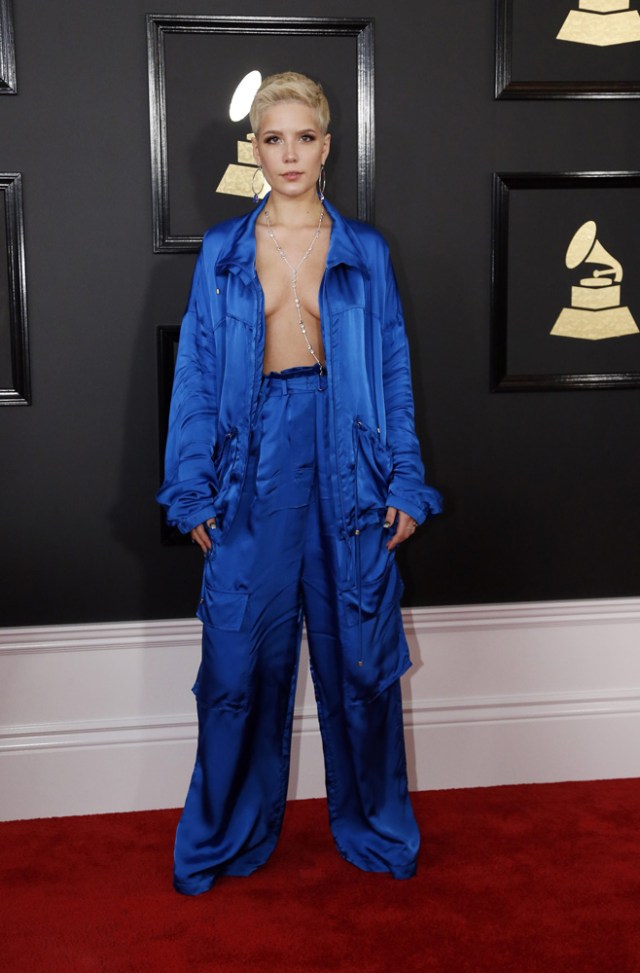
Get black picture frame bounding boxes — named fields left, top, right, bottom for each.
left=1, top=173, right=30, bottom=405
left=146, top=14, right=375, bottom=253
left=495, top=0, right=640, bottom=99
left=491, top=171, right=640, bottom=391
left=0, top=0, right=16, bottom=94
left=157, top=324, right=189, bottom=544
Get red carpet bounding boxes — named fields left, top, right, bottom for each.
left=1, top=779, right=639, bottom=973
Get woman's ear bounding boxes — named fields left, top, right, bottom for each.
left=251, top=136, right=261, bottom=166
left=321, top=133, right=331, bottom=165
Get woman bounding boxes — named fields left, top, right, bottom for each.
left=158, top=72, right=442, bottom=895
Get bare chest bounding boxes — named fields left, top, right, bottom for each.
left=255, top=223, right=330, bottom=322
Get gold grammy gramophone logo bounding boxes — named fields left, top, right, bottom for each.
left=557, top=0, right=640, bottom=46
left=216, top=70, right=270, bottom=200
left=551, top=221, right=639, bottom=340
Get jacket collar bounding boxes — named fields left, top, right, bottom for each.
left=325, top=198, right=369, bottom=275
left=214, top=194, right=369, bottom=281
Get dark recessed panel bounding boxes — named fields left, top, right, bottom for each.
left=492, top=172, right=640, bottom=391
left=496, top=0, right=640, bottom=98
left=1, top=174, right=30, bottom=405
left=0, top=0, right=17, bottom=95
left=147, top=15, right=375, bottom=252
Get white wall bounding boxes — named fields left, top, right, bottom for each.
left=1, top=598, right=639, bottom=821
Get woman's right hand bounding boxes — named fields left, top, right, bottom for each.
left=190, top=519, right=216, bottom=554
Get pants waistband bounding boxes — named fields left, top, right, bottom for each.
left=261, top=364, right=328, bottom=394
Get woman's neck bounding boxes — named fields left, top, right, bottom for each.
left=262, top=189, right=324, bottom=228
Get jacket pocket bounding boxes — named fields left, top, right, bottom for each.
left=212, top=427, right=238, bottom=485
left=341, top=554, right=401, bottom=628
left=341, top=569, right=411, bottom=703
left=353, top=417, right=393, bottom=515
left=340, top=525, right=409, bottom=702
left=211, top=429, right=241, bottom=528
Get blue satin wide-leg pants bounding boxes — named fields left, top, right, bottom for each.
left=174, top=366, right=420, bottom=895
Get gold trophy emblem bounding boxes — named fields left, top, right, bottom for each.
left=551, top=221, right=639, bottom=340
left=216, top=71, right=270, bottom=200
left=557, top=0, right=640, bottom=46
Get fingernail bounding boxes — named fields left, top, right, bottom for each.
left=383, top=521, right=391, bottom=528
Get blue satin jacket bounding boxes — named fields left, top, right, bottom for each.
left=157, top=196, right=442, bottom=540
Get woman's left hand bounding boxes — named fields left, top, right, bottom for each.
left=384, top=507, right=418, bottom=551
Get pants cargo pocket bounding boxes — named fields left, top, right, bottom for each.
left=195, top=587, right=252, bottom=711
left=197, top=585, right=249, bottom=631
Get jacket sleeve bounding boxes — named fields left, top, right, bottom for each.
left=381, top=247, right=443, bottom=525
left=156, top=248, right=219, bottom=534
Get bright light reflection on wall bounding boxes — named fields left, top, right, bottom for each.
left=229, top=70, right=262, bottom=121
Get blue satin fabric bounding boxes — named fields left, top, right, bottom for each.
left=156, top=196, right=443, bottom=541
left=174, top=366, right=420, bottom=895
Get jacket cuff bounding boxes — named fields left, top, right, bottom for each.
left=385, top=486, right=443, bottom=526
left=176, top=505, right=217, bottom=535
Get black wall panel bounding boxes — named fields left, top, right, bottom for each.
left=1, top=0, right=639, bottom=626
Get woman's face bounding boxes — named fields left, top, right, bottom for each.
left=252, top=101, right=330, bottom=201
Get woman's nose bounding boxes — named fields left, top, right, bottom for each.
left=283, top=141, right=298, bottom=161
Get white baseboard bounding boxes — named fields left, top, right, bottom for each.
left=1, top=599, right=640, bottom=820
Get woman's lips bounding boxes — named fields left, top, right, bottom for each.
left=282, top=171, right=302, bottom=181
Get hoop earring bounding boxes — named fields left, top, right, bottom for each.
left=317, top=164, right=326, bottom=203
left=252, top=166, right=265, bottom=204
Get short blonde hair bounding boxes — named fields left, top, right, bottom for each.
left=250, top=72, right=330, bottom=135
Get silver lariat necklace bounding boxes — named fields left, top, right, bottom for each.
left=264, top=206, right=325, bottom=372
